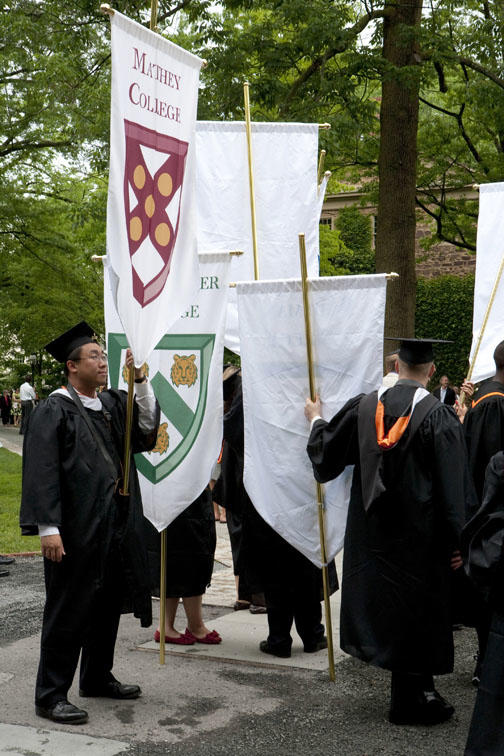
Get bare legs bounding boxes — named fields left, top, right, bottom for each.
left=156, top=595, right=212, bottom=639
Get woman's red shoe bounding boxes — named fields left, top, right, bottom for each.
left=153, top=629, right=195, bottom=645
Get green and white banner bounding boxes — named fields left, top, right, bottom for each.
left=105, top=253, right=231, bottom=530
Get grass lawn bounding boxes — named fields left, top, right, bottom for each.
left=0, top=447, right=40, bottom=554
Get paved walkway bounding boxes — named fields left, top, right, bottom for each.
left=0, top=425, right=23, bottom=455
left=144, top=522, right=345, bottom=674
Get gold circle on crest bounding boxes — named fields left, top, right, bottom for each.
left=155, top=223, right=171, bottom=247
left=133, top=165, right=146, bottom=189
left=158, top=172, right=173, bottom=197
left=130, top=216, right=142, bottom=241
left=145, top=195, right=155, bottom=218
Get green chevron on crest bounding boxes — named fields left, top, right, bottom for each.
left=108, top=332, right=215, bottom=483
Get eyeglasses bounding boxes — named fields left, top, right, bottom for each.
left=73, top=352, right=108, bottom=363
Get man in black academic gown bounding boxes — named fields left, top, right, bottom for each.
left=464, top=340, right=504, bottom=503
left=20, top=322, right=159, bottom=725
left=460, top=340, right=504, bottom=683
left=220, top=375, right=336, bottom=657
left=464, top=450, right=504, bottom=755
left=305, top=338, right=474, bottom=725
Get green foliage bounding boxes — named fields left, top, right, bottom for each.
left=416, top=274, right=475, bottom=387
left=319, top=225, right=354, bottom=276
left=334, top=207, right=374, bottom=272
left=0, top=448, right=39, bottom=554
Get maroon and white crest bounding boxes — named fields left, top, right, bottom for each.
left=123, top=119, right=188, bottom=308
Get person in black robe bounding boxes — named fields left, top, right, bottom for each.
left=463, top=451, right=504, bottom=755
left=144, top=487, right=220, bottom=645
left=20, top=322, right=159, bottom=725
left=222, top=376, right=337, bottom=657
left=212, top=366, right=266, bottom=612
left=461, top=340, right=504, bottom=682
left=306, top=338, right=474, bottom=725
left=0, top=389, right=12, bottom=424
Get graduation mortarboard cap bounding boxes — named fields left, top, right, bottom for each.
left=45, top=321, right=98, bottom=363
left=385, top=337, right=452, bottom=365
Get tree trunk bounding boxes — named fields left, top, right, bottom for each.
left=375, top=0, right=423, bottom=338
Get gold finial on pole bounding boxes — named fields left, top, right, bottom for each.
left=319, top=123, right=331, bottom=130
left=100, top=3, right=114, bottom=16
left=243, top=82, right=260, bottom=281
left=298, top=232, right=336, bottom=682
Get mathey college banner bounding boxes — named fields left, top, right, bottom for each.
left=470, top=182, right=504, bottom=383
left=195, top=122, right=328, bottom=354
left=105, top=254, right=232, bottom=531
left=107, top=11, right=203, bottom=366
left=237, top=274, right=388, bottom=567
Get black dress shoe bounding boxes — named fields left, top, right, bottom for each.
left=36, top=700, right=88, bottom=724
left=0, top=556, right=14, bottom=565
left=259, top=640, right=291, bottom=658
left=0, top=570, right=9, bottom=577
left=304, top=636, right=328, bottom=653
left=80, top=681, right=141, bottom=699
left=389, top=689, right=454, bottom=725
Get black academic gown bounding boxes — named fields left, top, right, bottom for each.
left=221, top=384, right=337, bottom=650
left=20, top=389, right=159, bottom=706
left=145, top=487, right=216, bottom=598
left=464, top=451, right=504, bottom=756
left=464, top=379, right=504, bottom=505
left=307, top=379, right=472, bottom=675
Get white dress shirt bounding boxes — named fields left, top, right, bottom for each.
left=19, top=382, right=36, bottom=401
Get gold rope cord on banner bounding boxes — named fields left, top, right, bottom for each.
left=298, top=233, right=336, bottom=682
left=243, top=83, right=260, bottom=281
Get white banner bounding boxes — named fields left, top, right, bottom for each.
left=105, top=254, right=232, bottom=531
left=237, top=274, right=387, bottom=567
left=196, top=121, right=328, bottom=353
left=470, top=182, right=504, bottom=383
left=107, top=11, right=203, bottom=366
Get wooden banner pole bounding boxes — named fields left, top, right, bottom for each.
left=150, top=0, right=158, bottom=31
left=298, top=233, right=336, bottom=682
left=120, top=366, right=135, bottom=496
left=159, top=528, right=167, bottom=664
left=243, top=82, right=259, bottom=281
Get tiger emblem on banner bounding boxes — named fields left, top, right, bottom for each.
left=150, top=422, right=170, bottom=455
left=171, top=354, right=198, bottom=387
left=123, top=119, right=188, bottom=308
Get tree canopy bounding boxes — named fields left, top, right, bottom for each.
left=1, top=0, right=503, bottom=382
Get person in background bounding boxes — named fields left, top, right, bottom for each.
left=11, top=388, right=21, bottom=427
left=0, top=389, right=12, bottom=425
left=19, top=375, right=36, bottom=434
left=433, top=375, right=456, bottom=406
left=381, top=352, right=399, bottom=388
left=145, top=487, right=221, bottom=646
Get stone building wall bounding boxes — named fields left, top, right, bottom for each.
left=321, top=190, right=476, bottom=279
